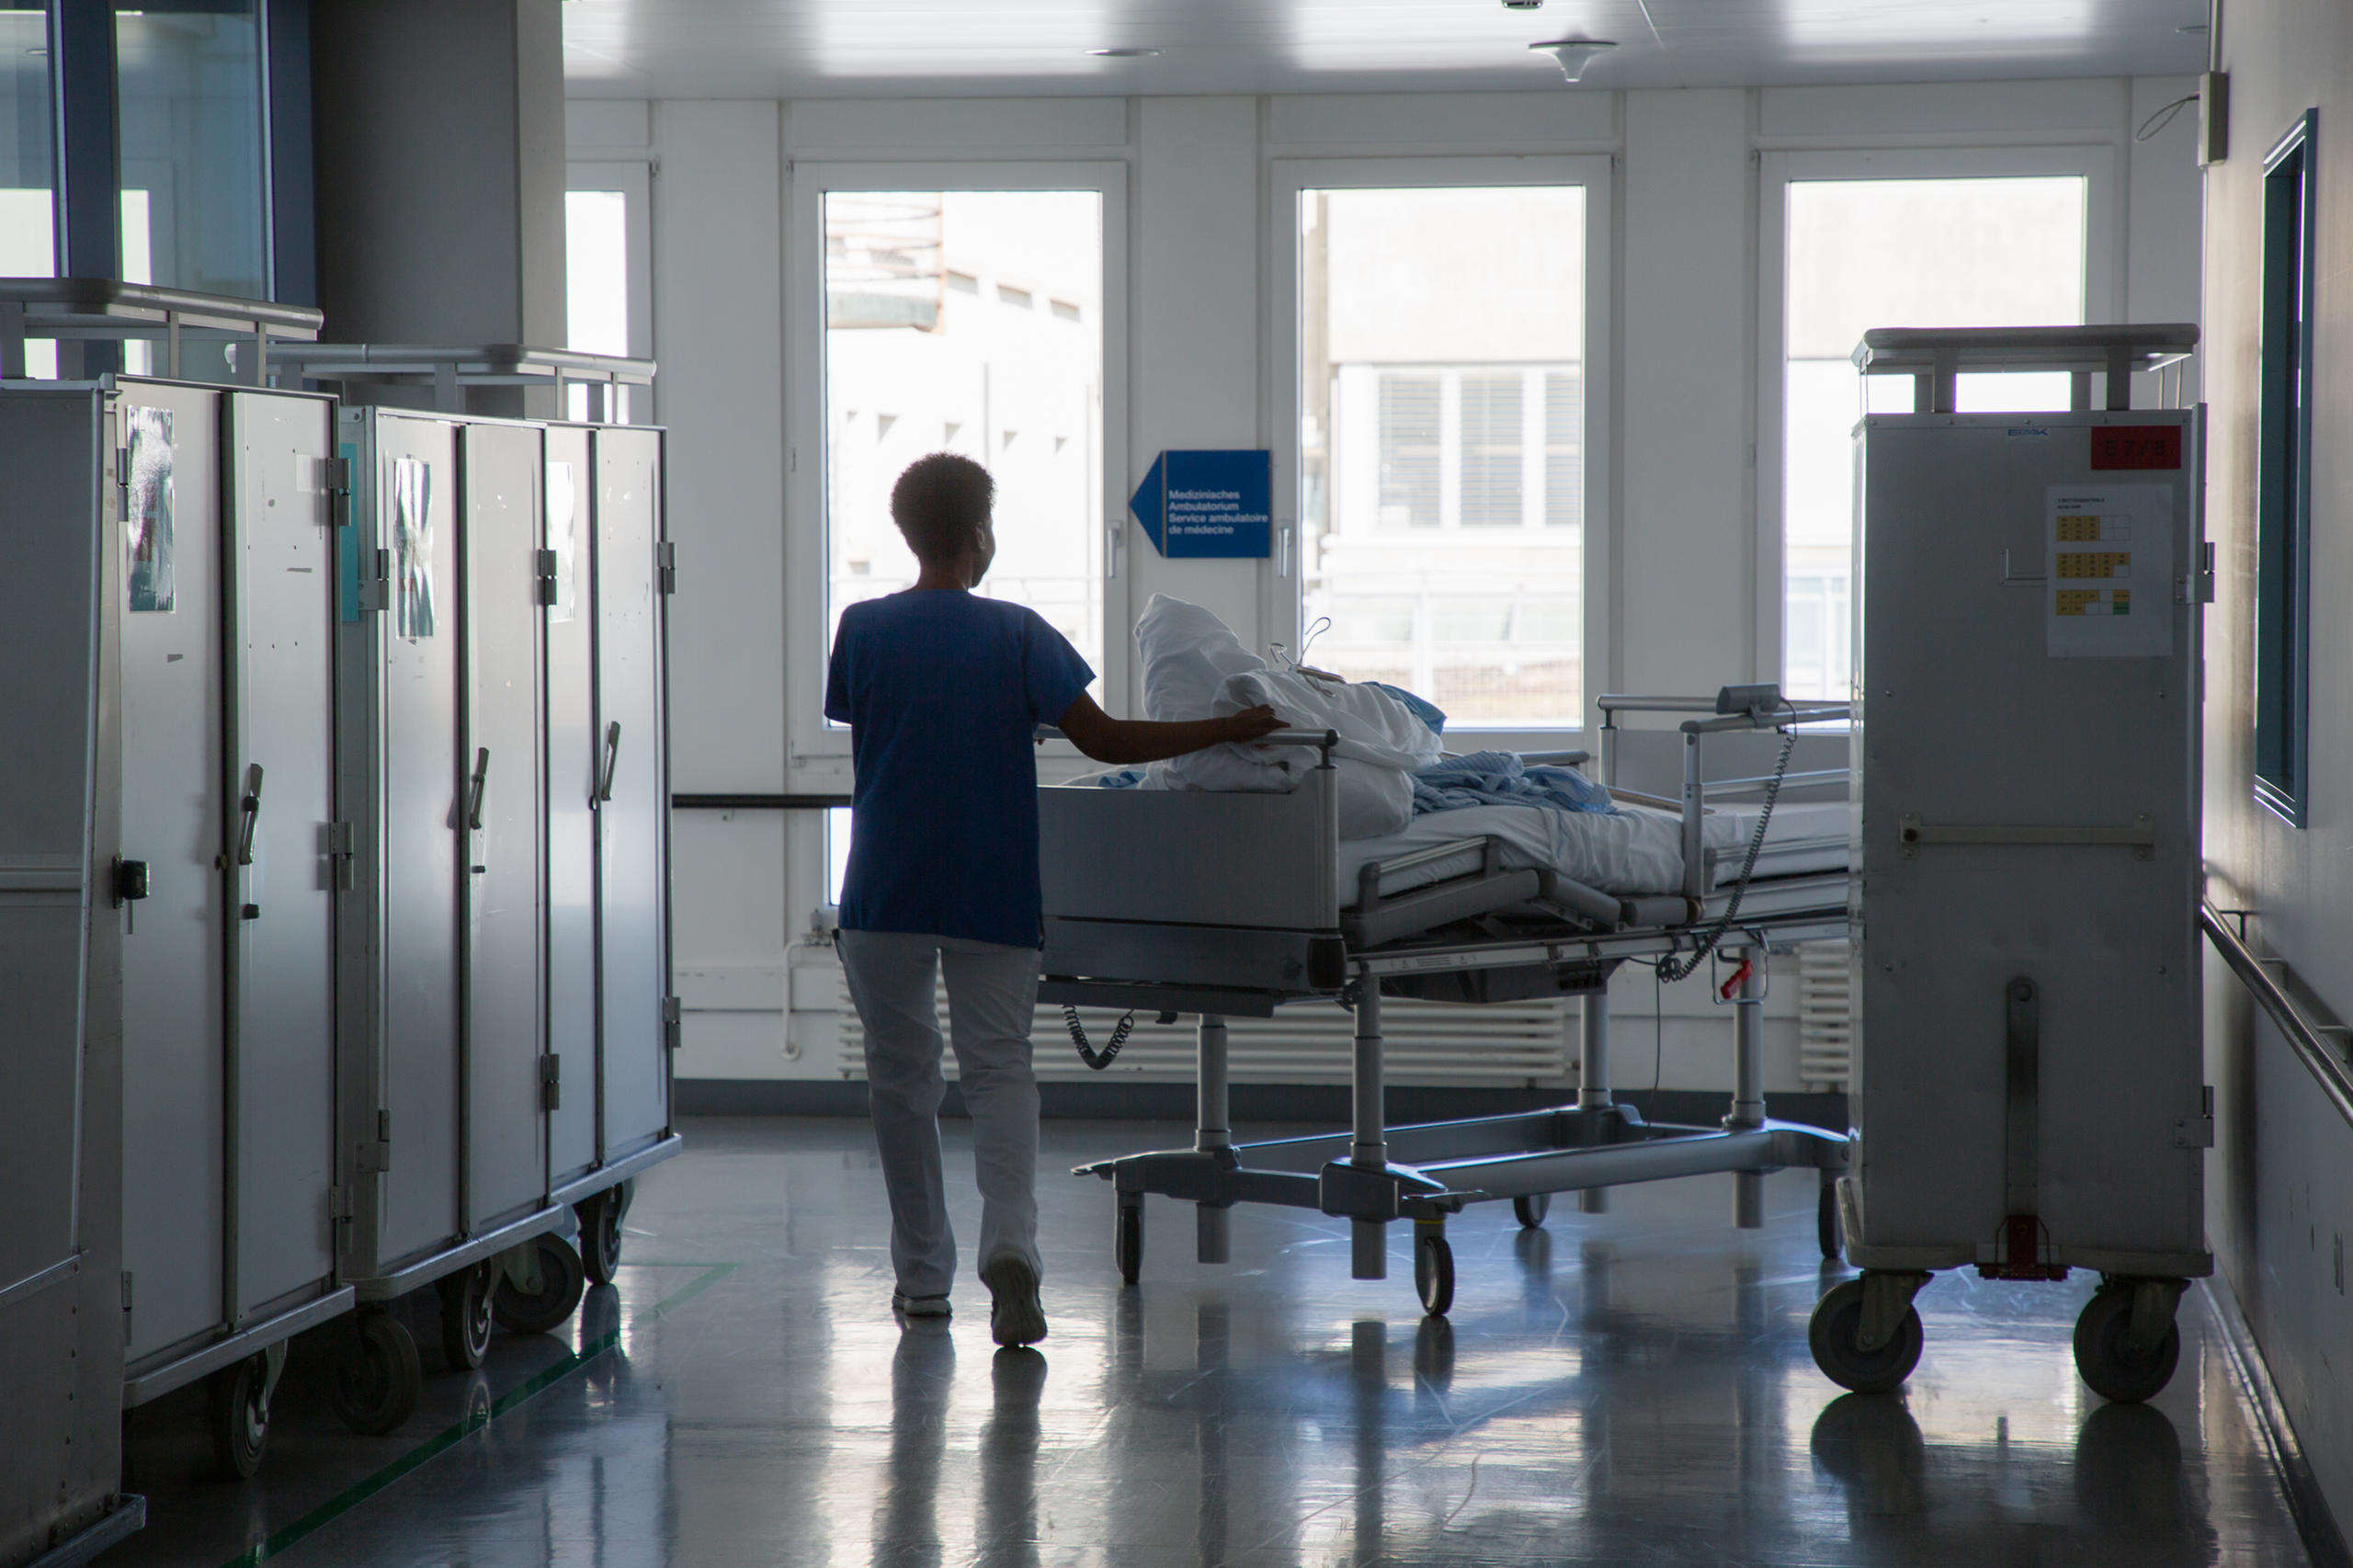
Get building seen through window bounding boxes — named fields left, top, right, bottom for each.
left=1780, top=176, right=2086, bottom=700
left=822, top=189, right=1105, bottom=697
left=1299, top=186, right=1586, bottom=728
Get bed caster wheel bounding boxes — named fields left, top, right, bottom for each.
left=209, top=1353, right=272, bottom=1480
left=576, top=1181, right=630, bottom=1288
left=1512, top=1193, right=1552, bottom=1231
left=1114, top=1197, right=1143, bottom=1285
left=2073, top=1280, right=2183, bottom=1404
left=332, top=1310, right=421, bottom=1437
left=1414, top=1223, right=1455, bottom=1317
left=1808, top=1275, right=1924, bottom=1395
left=494, top=1233, right=587, bottom=1337
left=438, top=1261, right=496, bottom=1369
left=1817, top=1181, right=1843, bottom=1262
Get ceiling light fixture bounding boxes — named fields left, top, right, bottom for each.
left=1529, top=37, right=1617, bottom=82
left=1087, top=47, right=1161, bottom=58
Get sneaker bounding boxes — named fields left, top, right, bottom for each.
left=892, top=1290, right=951, bottom=1320
left=980, top=1256, right=1047, bottom=1347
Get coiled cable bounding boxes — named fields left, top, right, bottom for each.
left=1064, top=1006, right=1137, bottom=1071
left=1655, top=718, right=1798, bottom=983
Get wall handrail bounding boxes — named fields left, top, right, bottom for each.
left=2200, top=900, right=2353, bottom=1131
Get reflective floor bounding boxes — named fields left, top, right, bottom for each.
left=116, top=1116, right=2310, bottom=1567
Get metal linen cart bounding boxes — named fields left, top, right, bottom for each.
left=321, top=376, right=679, bottom=1433
left=1809, top=325, right=2210, bottom=1403
left=0, top=281, right=354, bottom=1484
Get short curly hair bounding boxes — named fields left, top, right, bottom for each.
left=890, top=452, right=994, bottom=563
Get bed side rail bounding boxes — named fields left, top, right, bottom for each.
left=1597, top=687, right=1851, bottom=901
left=1039, top=762, right=1340, bottom=931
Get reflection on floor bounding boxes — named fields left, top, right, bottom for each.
left=116, top=1116, right=2310, bottom=1567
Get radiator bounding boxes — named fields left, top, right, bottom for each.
left=1796, top=938, right=1855, bottom=1093
left=835, top=973, right=1574, bottom=1087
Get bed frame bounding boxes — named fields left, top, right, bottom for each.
left=1039, top=694, right=1856, bottom=1315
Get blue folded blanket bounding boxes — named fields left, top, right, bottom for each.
left=1412, top=750, right=1617, bottom=817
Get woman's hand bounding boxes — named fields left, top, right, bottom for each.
left=1219, top=705, right=1288, bottom=745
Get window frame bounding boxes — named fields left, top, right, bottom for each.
left=2254, top=110, right=2318, bottom=827
left=1756, top=144, right=2120, bottom=695
left=1268, top=155, right=1613, bottom=748
left=784, top=158, right=1130, bottom=778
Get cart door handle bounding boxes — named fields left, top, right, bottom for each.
left=597, top=722, right=621, bottom=803
left=467, top=747, right=491, bottom=831
left=235, top=765, right=265, bottom=866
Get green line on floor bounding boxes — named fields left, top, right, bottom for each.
left=218, top=1262, right=739, bottom=1568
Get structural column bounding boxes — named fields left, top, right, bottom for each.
left=311, top=0, right=567, bottom=414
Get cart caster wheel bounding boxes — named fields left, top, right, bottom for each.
left=331, top=1311, right=421, bottom=1436
left=1808, top=1278, right=1923, bottom=1395
left=1414, top=1228, right=1455, bottom=1317
left=1818, top=1181, right=1843, bottom=1262
left=576, top=1182, right=629, bottom=1288
left=1113, top=1199, right=1142, bottom=1285
left=494, top=1233, right=586, bottom=1337
left=2073, top=1284, right=2180, bottom=1404
left=209, top=1354, right=271, bottom=1480
left=1512, top=1193, right=1552, bottom=1231
left=438, top=1262, right=495, bottom=1369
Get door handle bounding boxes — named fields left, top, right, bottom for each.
left=235, top=764, right=265, bottom=866
left=467, top=746, right=491, bottom=831
left=597, top=722, right=621, bottom=804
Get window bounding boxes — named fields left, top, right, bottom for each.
left=2255, top=112, right=2317, bottom=825
left=0, top=7, right=54, bottom=375
left=1297, top=181, right=1591, bottom=729
left=820, top=186, right=1108, bottom=701
left=565, top=188, right=629, bottom=419
left=566, top=162, right=652, bottom=420
left=1776, top=168, right=2092, bottom=699
left=117, top=2, right=267, bottom=304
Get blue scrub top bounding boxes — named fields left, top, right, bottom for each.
left=824, top=590, right=1096, bottom=949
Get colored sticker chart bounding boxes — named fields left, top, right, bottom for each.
left=2044, top=483, right=2173, bottom=658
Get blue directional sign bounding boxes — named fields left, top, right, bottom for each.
left=1130, top=449, right=1272, bottom=559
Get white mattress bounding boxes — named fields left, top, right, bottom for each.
left=1336, top=801, right=1850, bottom=908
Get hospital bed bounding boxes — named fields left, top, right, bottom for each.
left=1039, top=689, right=1856, bottom=1315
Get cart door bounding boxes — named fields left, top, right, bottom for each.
left=460, top=421, right=549, bottom=1228
left=223, top=390, right=338, bottom=1315
left=116, top=381, right=227, bottom=1361
left=373, top=415, right=463, bottom=1265
left=593, top=426, right=671, bottom=1156
left=542, top=426, right=599, bottom=1186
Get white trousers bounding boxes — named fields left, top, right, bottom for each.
left=837, top=929, right=1043, bottom=1298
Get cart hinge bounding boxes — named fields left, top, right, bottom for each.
left=358, top=1108, right=392, bottom=1173
left=534, top=548, right=560, bottom=606
left=119, top=1271, right=132, bottom=1314
left=370, top=547, right=392, bottom=614
left=664, top=994, right=683, bottom=1051
left=329, top=1184, right=353, bottom=1255
left=2176, top=1085, right=2216, bottom=1149
left=540, top=1053, right=563, bottom=1110
left=327, top=820, right=356, bottom=891
left=657, top=540, right=676, bottom=595
left=2179, top=541, right=2216, bottom=605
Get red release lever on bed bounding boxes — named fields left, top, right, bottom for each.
left=1718, top=958, right=1755, bottom=1002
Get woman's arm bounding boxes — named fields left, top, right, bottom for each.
left=1055, top=693, right=1288, bottom=766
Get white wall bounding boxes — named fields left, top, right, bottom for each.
left=570, top=77, right=2204, bottom=1088
left=2200, top=0, right=2353, bottom=1535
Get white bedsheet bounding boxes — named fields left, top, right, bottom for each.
left=1336, top=801, right=1849, bottom=907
